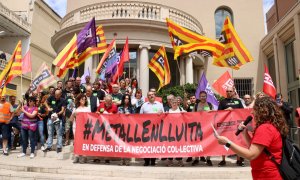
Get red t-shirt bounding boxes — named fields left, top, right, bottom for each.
left=250, top=123, right=282, bottom=180
left=97, top=102, right=118, bottom=114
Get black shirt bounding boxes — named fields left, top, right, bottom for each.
left=218, top=98, right=244, bottom=110
left=187, top=103, right=196, bottom=112
left=112, top=93, right=123, bottom=103
left=47, top=96, right=66, bottom=118
left=92, top=90, right=105, bottom=101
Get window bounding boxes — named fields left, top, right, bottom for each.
left=285, top=40, right=297, bottom=83
left=123, top=50, right=137, bottom=78
left=267, top=56, right=277, bottom=87
left=215, top=7, right=234, bottom=38
left=234, top=78, right=253, bottom=97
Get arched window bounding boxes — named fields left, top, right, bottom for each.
left=215, top=7, right=233, bottom=38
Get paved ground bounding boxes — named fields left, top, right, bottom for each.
left=0, top=147, right=252, bottom=179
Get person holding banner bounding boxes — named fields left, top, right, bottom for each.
left=218, top=86, right=245, bottom=167
left=70, top=94, right=90, bottom=164
left=191, top=91, right=213, bottom=166
left=118, top=94, right=135, bottom=166
left=217, top=97, right=288, bottom=180
left=165, top=98, right=185, bottom=167
left=140, top=91, right=164, bottom=166
left=131, top=89, right=145, bottom=114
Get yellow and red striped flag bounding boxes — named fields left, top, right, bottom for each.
left=52, top=34, right=77, bottom=70
left=174, top=42, right=225, bottom=60
left=166, top=18, right=224, bottom=59
left=213, top=17, right=253, bottom=70
left=148, top=46, right=171, bottom=91
left=0, top=41, right=22, bottom=96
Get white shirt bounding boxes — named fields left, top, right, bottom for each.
left=140, top=101, right=164, bottom=114
left=168, top=107, right=186, bottom=113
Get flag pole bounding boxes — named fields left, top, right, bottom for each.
left=129, top=61, right=131, bottom=78
left=176, top=57, right=186, bottom=94
left=20, top=74, right=23, bottom=97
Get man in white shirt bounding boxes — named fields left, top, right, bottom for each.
left=140, top=91, right=164, bottom=166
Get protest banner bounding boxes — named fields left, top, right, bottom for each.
left=74, top=109, right=253, bottom=158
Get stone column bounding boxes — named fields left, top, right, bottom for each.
left=185, top=55, right=193, bottom=83
left=179, top=56, right=185, bottom=85
left=293, top=15, right=300, bottom=81
left=138, top=44, right=151, bottom=94
left=84, top=56, right=93, bottom=80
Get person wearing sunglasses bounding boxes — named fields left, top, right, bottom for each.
left=217, top=86, right=244, bottom=167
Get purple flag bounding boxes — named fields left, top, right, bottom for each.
left=195, top=73, right=219, bottom=110
left=80, top=68, right=91, bottom=85
left=105, top=52, right=119, bottom=79
left=77, top=17, right=97, bottom=55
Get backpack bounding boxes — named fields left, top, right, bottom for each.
left=264, top=137, right=300, bottom=180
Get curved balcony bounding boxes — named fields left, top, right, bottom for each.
left=60, top=1, right=203, bottom=34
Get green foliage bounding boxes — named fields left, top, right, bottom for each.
left=156, top=83, right=224, bottom=104
left=157, top=83, right=197, bottom=103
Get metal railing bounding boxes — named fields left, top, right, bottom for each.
left=60, top=1, right=203, bottom=34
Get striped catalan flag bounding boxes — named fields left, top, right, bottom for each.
left=56, top=53, right=78, bottom=78
left=74, top=25, right=108, bottom=67
left=52, top=34, right=77, bottom=70
left=96, top=39, right=116, bottom=75
left=174, top=42, right=225, bottom=60
left=166, top=18, right=224, bottom=59
left=213, top=17, right=253, bottom=70
left=148, top=46, right=171, bottom=91
left=0, top=41, right=22, bottom=96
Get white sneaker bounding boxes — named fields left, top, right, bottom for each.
left=41, top=146, right=45, bottom=151
left=30, top=153, right=35, bottom=159
left=17, top=153, right=26, bottom=158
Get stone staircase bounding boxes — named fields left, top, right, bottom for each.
left=0, top=145, right=253, bottom=180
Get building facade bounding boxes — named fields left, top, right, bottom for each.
left=261, top=0, right=300, bottom=112
left=0, top=0, right=60, bottom=99
left=52, top=0, right=265, bottom=96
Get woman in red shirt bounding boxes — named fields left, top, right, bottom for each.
left=217, top=97, right=289, bottom=180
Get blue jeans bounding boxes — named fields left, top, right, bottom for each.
left=37, top=121, right=45, bottom=146
left=21, top=128, right=36, bottom=154
left=46, top=118, right=63, bottom=149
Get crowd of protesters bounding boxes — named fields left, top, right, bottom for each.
left=0, top=75, right=299, bottom=170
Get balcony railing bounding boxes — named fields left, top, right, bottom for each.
left=61, top=1, right=203, bottom=34
left=0, top=2, right=31, bottom=33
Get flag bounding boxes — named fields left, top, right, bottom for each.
left=195, top=73, right=219, bottom=110
left=30, top=63, right=56, bottom=93
left=77, top=17, right=97, bottom=55
left=213, top=17, right=253, bottom=70
left=95, top=39, right=116, bottom=79
left=174, top=42, right=224, bottom=60
left=112, top=37, right=129, bottom=83
left=166, top=18, right=224, bottom=58
left=105, top=52, right=119, bottom=79
left=73, top=25, right=108, bottom=67
left=71, top=68, right=78, bottom=78
left=52, top=34, right=77, bottom=70
left=0, top=41, right=22, bottom=96
left=212, top=71, right=234, bottom=97
left=22, top=50, right=32, bottom=74
left=263, top=64, right=276, bottom=98
left=81, top=68, right=91, bottom=85
left=148, top=46, right=171, bottom=91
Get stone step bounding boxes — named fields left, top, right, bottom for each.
left=0, top=160, right=252, bottom=179
left=0, top=169, right=248, bottom=180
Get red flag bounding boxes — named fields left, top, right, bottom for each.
left=212, top=71, right=234, bottom=97
left=112, top=37, right=129, bottom=83
left=263, top=64, right=276, bottom=98
left=22, top=50, right=32, bottom=74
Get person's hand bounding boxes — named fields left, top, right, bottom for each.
left=277, top=102, right=283, bottom=107
left=48, top=108, right=53, bottom=112
left=21, top=106, right=25, bottom=112
left=225, top=107, right=233, bottom=110
left=157, top=110, right=163, bottom=115
left=238, top=122, right=247, bottom=132
left=217, top=136, right=229, bottom=145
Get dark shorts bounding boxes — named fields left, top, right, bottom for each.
left=0, top=123, right=10, bottom=139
